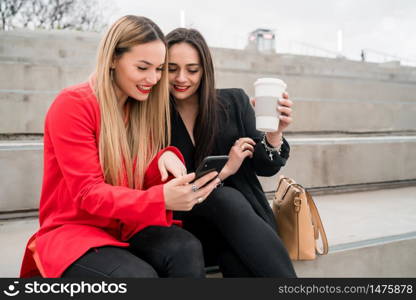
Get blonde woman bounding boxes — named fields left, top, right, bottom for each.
left=20, top=16, right=219, bottom=278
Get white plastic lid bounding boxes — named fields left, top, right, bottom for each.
left=254, top=78, right=286, bottom=88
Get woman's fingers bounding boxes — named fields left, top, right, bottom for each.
left=279, top=98, right=293, bottom=108
left=169, top=166, right=187, bottom=179
left=232, top=137, right=255, bottom=160
left=278, top=106, right=292, bottom=117
left=192, top=171, right=218, bottom=191
left=250, top=97, right=256, bottom=107
left=158, top=150, right=188, bottom=181
left=193, top=176, right=221, bottom=200
left=170, top=172, right=196, bottom=186
left=282, top=92, right=289, bottom=99
left=159, top=164, right=169, bottom=181
left=164, top=172, right=221, bottom=211
left=240, top=143, right=255, bottom=153
left=243, top=149, right=254, bottom=158
left=235, top=138, right=255, bottom=155
left=279, top=115, right=293, bottom=124
left=235, top=137, right=256, bottom=146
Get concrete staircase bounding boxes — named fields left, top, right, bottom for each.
left=0, top=30, right=415, bottom=277
left=2, top=186, right=416, bottom=277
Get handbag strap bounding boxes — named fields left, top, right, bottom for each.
left=275, top=176, right=294, bottom=194
left=304, top=190, right=329, bottom=255
left=279, top=181, right=301, bottom=201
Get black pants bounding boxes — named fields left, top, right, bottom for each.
left=175, top=186, right=297, bottom=278
left=61, top=225, right=205, bottom=278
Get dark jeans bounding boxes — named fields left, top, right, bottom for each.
left=61, top=225, right=205, bottom=278
left=175, top=186, right=297, bottom=278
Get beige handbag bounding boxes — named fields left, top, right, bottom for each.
left=272, top=175, right=328, bottom=260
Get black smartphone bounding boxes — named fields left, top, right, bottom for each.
left=192, top=155, right=229, bottom=182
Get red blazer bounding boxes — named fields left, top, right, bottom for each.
left=20, top=82, right=183, bottom=278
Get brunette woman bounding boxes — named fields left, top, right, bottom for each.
left=166, top=28, right=296, bottom=277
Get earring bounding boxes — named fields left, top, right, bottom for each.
left=110, top=68, right=114, bottom=81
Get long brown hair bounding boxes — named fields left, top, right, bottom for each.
left=166, top=28, right=219, bottom=166
left=95, top=15, right=170, bottom=189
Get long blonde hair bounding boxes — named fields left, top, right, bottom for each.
left=94, top=15, right=170, bottom=189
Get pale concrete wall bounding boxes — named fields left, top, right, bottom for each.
left=2, top=91, right=416, bottom=134
left=213, top=47, right=416, bottom=102
left=1, top=30, right=415, bottom=135
left=2, top=30, right=416, bottom=100
left=0, top=143, right=43, bottom=212
left=0, top=91, right=53, bottom=133
left=0, top=61, right=92, bottom=91
left=216, top=69, right=416, bottom=102
left=0, top=30, right=99, bottom=64
left=1, top=30, right=416, bottom=213
left=261, top=136, right=416, bottom=191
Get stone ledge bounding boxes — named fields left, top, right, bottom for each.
left=1, top=186, right=415, bottom=277
left=2, top=90, right=416, bottom=134
left=1, top=137, right=416, bottom=211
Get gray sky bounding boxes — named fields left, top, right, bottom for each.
left=103, top=0, right=416, bottom=65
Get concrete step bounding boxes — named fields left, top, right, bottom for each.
left=0, top=91, right=54, bottom=134
left=213, top=48, right=416, bottom=83
left=1, top=186, right=415, bottom=277
left=0, top=61, right=92, bottom=91
left=216, top=68, right=416, bottom=103
left=1, top=135, right=416, bottom=212
left=3, top=30, right=416, bottom=84
left=2, top=30, right=416, bottom=103
left=293, top=233, right=416, bottom=277
left=293, top=186, right=416, bottom=277
left=289, top=98, right=416, bottom=133
left=262, top=134, right=416, bottom=191
left=0, top=30, right=99, bottom=64
left=1, top=59, right=415, bottom=103
left=1, top=89, right=416, bottom=134
left=213, top=49, right=416, bottom=102
left=0, top=218, right=37, bottom=277
left=0, top=141, right=43, bottom=212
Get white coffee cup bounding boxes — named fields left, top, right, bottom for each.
left=254, top=78, right=287, bottom=132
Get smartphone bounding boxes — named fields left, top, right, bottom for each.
left=192, top=155, right=229, bottom=182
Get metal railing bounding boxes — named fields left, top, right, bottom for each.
left=360, top=48, right=416, bottom=67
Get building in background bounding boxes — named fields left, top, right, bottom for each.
left=246, top=28, right=275, bottom=53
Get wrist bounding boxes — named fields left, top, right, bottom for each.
left=261, top=133, right=283, bottom=160
left=219, top=165, right=232, bottom=181
left=265, top=131, right=283, bottom=148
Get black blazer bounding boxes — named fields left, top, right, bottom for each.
left=171, top=88, right=290, bottom=230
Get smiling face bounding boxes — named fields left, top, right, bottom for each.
left=112, top=40, right=166, bottom=102
left=168, top=42, right=203, bottom=102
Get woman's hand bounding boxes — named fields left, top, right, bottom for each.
left=250, top=91, right=293, bottom=135
left=163, top=172, right=220, bottom=211
left=219, top=137, right=256, bottom=181
left=158, top=151, right=187, bottom=182
left=276, top=92, right=293, bottom=133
